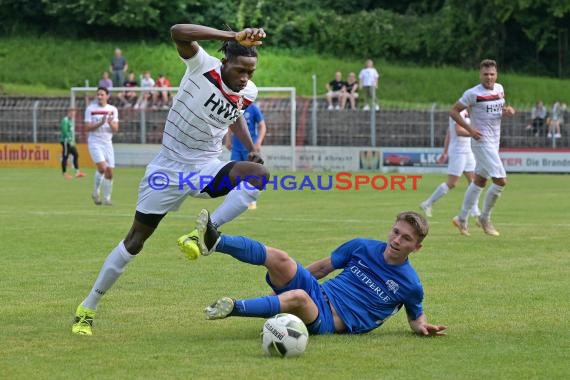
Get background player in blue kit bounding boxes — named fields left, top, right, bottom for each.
left=196, top=209, right=447, bottom=336
left=225, top=102, right=267, bottom=209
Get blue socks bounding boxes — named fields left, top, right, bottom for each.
left=231, top=295, right=281, bottom=318
left=217, top=235, right=267, bottom=265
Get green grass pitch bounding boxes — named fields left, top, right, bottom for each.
left=1, top=168, right=568, bottom=379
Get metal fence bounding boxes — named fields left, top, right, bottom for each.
left=0, top=95, right=568, bottom=149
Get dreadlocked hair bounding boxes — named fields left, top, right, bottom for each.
left=218, top=40, right=258, bottom=60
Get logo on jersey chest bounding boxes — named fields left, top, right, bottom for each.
left=203, top=93, right=240, bottom=123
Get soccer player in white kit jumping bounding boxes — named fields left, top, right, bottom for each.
left=72, top=23, right=268, bottom=335
left=420, top=110, right=481, bottom=218
left=84, top=87, right=119, bottom=205
left=450, top=59, right=515, bottom=236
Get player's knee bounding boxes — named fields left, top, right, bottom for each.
left=244, top=165, right=270, bottom=189
left=104, top=167, right=113, bottom=179
left=123, top=235, right=144, bottom=255
left=286, top=289, right=312, bottom=308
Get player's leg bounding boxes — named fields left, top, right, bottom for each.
left=101, top=144, right=115, bottom=205
left=61, top=142, right=72, bottom=179
left=209, top=161, right=269, bottom=227
left=72, top=212, right=165, bottom=335
left=88, top=144, right=107, bottom=204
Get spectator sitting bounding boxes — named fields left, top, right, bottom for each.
left=525, top=100, right=547, bottom=137
left=340, top=72, right=359, bottom=110
left=118, top=72, right=138, bottom=108
left=134, top=71, right=155, bottom=109
left=325, top=71, right=346, bottom=110
left=98, top=71, right=113, bottom=89
left=153, top=74, right=172, bottom=109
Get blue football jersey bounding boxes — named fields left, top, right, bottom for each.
left=231, top=103, right=264, bottom=152
left=321, top=238, right=424, bottom=334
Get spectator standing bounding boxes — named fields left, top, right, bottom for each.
left=340, top=72, right=359, bottom=110
left=358, top=59, right=379, bottom=111
left=225, top=102, right=267, bottom=209
left=109, top=48, right=128, bottom=88
left=325, top=71, right=346, bottom=110
left=98, top=72, right=113, bottom=89
left=60, top=108, right=86, bottom=179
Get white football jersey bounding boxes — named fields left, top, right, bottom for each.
left=84, top=103, right=119, bottom=145
left=161, top=46, right=258, bottom=164
left=458, top=83, right=505, bottom=148
left=448, top=109, right=471, bottom=154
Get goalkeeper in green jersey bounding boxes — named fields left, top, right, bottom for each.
left=60, top=108, right=85, bottom=179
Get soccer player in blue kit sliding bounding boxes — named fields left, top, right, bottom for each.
left=196, top=209, right=447, bottom=336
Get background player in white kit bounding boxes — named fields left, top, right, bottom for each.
left=420, top=110, right=481, bottom=218
left=84, top=87, right=119, bottom=206
left=72, top=23, right=268, bottom=335
left=449, top=59, right=515, bottom=236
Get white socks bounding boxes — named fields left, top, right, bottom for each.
left=460, top=183, right=484, bottom=220
left=82, top=241, right=134, bottom=310
left=481, top=183, right=504, bottom=220
left=93, top=171, right=103, bottom=196
left=211, top=187, right=260, bottom=227
left=425, top=182, right=449, bottom=205
left=102, top=178, right=113, bottom=202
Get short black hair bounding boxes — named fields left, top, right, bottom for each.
left=218, top=40, right=258, bottom=60
left=97, top=86, right=109, bottom=95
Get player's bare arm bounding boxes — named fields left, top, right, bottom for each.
left=171, top=24, right=266, bottom=59
left=229, top=117, right=264, bottom=164
left=450, top=102, right=481, bottom=140
left=107, top=114, right=119, bottom=133
left=407, top=313, right=447, bottom=336
left=502, top=105, right=516, bottom=117
left=305, top=257, right=335, bottom=280
left=438, top=130, right=450, bottom=164
left=454, top=123, right=472, bottom=137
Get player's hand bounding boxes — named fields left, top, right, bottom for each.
left=503, top=105, right=516, bottom=116
left=470, top=129, right=483, bottom=140
left=235, top=28, right=266, bottom=47
left=437, top=153, right=448, bottom=164
left=418, top=323, right=448, bottom=337
left=106, top=114, right=114, bottom=123
left=248, top=151, right=264, bottom=164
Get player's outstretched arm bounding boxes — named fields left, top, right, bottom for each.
left=171, top=24, right=236, bottom=59
left=408, top=313, right=447, bottom=337
left=306, top=257, right=335, bottom=280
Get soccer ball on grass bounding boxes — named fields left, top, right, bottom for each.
left=261, top=313, right=309, bottom=358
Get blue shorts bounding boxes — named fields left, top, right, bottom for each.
left=265, top=262, right=336, bottom=335
left=231, top=150, right=249, bottom=161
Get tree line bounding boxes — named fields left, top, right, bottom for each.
left=1, top=0, right=568, bottom=77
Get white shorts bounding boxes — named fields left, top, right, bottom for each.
left=472, top=145, right=506, bottom=179
left=447, top=151, right=476, bottom=176
left=88, top=142, right=115, bottom=167
left=136, top=153, right=230, bottom=214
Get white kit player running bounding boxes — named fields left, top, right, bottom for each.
left=84, top=87, right=119, bottom=206
left=450, top=59, right=515, bottom=236
left=420, top=110, right=481, bottom=218
left=72, top=23, right=268, bottom=336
